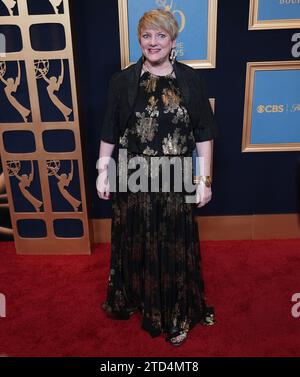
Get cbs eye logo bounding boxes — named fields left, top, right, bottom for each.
left=257, top=105, right=284, bottom=113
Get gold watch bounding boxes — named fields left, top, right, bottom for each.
left=193, top=175, right=212, bottom=187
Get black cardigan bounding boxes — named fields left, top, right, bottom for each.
left=100, top=58, right=219, bottom=145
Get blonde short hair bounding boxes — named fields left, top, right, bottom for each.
left=137, top=9, right=179, bottom=42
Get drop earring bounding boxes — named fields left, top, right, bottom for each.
left=170, top=48, right=178, bottom=65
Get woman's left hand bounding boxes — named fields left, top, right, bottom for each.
left=196, top=182, right=212, bottom=208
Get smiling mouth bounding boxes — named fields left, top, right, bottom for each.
left=148, top=49, right=161, bottom=53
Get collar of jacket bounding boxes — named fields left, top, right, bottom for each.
left=127, top=57, right=190, bottom=108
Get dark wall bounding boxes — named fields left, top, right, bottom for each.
left=69, top=0, right=300, bottom=219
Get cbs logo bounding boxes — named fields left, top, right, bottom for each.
left=257, top=105, right=284, bottom=113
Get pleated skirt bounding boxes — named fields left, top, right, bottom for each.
left=102, top=151, right=214, bottom=338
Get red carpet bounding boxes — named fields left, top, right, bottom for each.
left=0, top=239, right=299, bottom=357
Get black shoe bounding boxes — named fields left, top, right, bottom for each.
left=201, top=306, right=215, bottom=326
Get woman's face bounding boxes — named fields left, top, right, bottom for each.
left=140, top=27, right=176, bottom=65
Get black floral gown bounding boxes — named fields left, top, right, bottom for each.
left=102, top=70, right=215, bottom=339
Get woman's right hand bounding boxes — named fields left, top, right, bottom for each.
left=96, top=170, right=111, bottom=200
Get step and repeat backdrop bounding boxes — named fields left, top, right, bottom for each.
left=244, top=0, right=300, bottom=152
left=0, top=0, right=91, bottom=253
left=118, top=0, right=300, bottom=151
left=1, top=0, right=300, bottom=247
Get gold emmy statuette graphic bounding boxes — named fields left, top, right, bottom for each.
left=7, top=160, right=43, bottom=212
left=0, top=61, right=31, bottom=122
left=35, top=59, right=73, bottom=122
left=47, top=160, right=81, bottom=212
left=1, top=0, right=17, bottom=15
left=49, top=0, right=63, bottom=14
left=156, top=0, right=186, bottom=32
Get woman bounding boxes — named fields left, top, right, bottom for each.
left=97, top=9, right=218, bottom=346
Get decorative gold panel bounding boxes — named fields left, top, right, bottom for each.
left=0, top=0, right=91, bottom=254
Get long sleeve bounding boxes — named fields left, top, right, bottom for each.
left=193, top=73, right=219, bottom=143
left=100, top=73, right=121, bottom=145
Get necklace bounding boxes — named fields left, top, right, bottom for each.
left=143, top=61, right=174, bottom=77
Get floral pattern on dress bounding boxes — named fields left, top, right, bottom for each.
left=162, top=128, right=188, bottom=155
left=171, top=107, right=190, bottom=125
left=162, top=87, right=181, bottom=113
left=118, top=71, right=196, bottom=157
left=146, top=96, right=159, bottom=117
left=135, top=112, right=158, bottom=143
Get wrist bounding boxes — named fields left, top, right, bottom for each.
left=193, top=175, right=212, bottom=187
left=98, top=165, right=108, bottom=174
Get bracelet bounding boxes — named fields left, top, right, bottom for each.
left=193, top=175, right=212, bottom=187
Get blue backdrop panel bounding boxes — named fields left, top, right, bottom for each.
left=251, top=69, right=300, bottom=144
left=258, top=0, right=300, bottom=21
left=128, top=0, right=209, bottom=61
